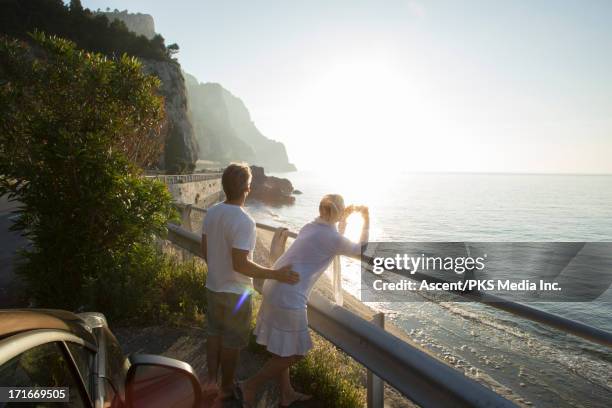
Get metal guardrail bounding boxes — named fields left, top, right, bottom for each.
left=182, top=206, right=612, bottom=347
left=181, top=205, right=612, bottom=347
left=165, top=222, right=518, bottom=408
left=307, top=291, right=517, bottom=408
left=146, top=172, right=222, bottom=185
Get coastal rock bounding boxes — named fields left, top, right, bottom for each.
left=101, top=10, right=156, bottom=39
left=141, top=60, right=198, bottom=173
left=95, top=11, right=293, bottom=174
left=184, top=74, right=296, bottom=172
left=248, top=166, right=295, bottom=206
left=98, top=11, right=197, bottom=172
left=222, top=86, right=297, bottom=172
left=184, top=77, right=256, bottom=165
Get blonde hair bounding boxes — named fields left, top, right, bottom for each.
left=222, top=163, right=252, bottom=200
left=319, top=194, right=345, bottom=223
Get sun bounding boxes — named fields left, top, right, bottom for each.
left=290, top=56, right=434, bottom=171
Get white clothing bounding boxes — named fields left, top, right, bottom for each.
left=254, top=302, right=312, bottom=357
left=254, top=227, right=289, bottom=294
left=202, top=202, right=256, bottom=294
left=262, top=220, right=361, bottom=309
left=255, top=219, right=362, bottom=356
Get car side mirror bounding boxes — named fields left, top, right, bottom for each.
left=125, top=354, right=202, bottom=408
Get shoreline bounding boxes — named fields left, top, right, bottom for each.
left=310, top=273, right=529, bottom=406
left=193, top=200, right=611, bottom=407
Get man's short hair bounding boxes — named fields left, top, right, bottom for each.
left=222, top=163, right=252, bottom=200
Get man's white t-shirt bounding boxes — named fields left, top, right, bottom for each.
left=203, top=202, right=256, bottom=294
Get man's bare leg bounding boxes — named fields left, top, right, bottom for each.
left=219, top=346, right=241, bottom=398
left=204, top=335, right=221, bottom=393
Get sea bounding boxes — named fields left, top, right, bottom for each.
left=247, top=170, right=612, bottom=407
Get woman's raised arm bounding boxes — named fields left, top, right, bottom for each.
left=357, top=206, right=370, bottom=244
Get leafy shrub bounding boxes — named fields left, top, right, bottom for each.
left=98, top=243, right=207, bottom=323
left=0, top=33, right=175, bottom=314
left=290, top=333, right=366, bottom=408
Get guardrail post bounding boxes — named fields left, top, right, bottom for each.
left=367, top=312, right=385, bottom=408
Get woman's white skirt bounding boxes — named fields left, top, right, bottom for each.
left=254, top=301, right=312, bottom=357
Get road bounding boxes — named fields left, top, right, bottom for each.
left=0, top=194, right=27, bottom=307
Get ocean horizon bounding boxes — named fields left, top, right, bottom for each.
left=246, top=170, right=612, bottom=407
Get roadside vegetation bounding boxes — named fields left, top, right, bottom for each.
left=0, top=33, right=193, bottom=320
left=290, top=334, right=366, bottom=408
left=107, top=244, right=207, bottom=324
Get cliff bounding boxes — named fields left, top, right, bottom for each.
left=184, top=73, right=296, bottom=172
left=100, top=10, right=295, bottom=173
left=100, top=10, right=156, bottom=39
left=100, top=10, right=198, bottom=172
left=222, top=86, right=296, bottom=172
left=141, top=60, right=198, bottom=173
left=184, top=75, right=256, bottom=164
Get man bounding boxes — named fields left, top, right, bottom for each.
left=201, top=163, right=299, bottom=403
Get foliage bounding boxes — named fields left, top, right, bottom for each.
left=0, top=0, right=176, bottom=62
left=166, top=43, right=180, bottom=57
left=0, top=33, right=176, bottom=313
left=291, top=333, right=366, bottom=408
left=100, top=243, right=207, bottom=322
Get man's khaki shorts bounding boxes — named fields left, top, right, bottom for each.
left=205, top=288, right=252, bottom=348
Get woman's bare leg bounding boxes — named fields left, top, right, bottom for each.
left=241, top=355, right=301, bottom=405
left=278, top=368, right=294, bottom=398
left=277, top=367, right=312, bottom=405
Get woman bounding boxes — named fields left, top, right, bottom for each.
left=240, top=194, right=369, bottom=407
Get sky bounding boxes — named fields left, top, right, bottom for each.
left=82, top=0, right=612, bottom=174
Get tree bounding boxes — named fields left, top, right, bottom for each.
left=1, top=0, right=174, bottom=62
left=167, top=43, right=179, bottom=57
left=69, top=0, right=83, bottom=13
left=0, top=33, right=177, bottom=313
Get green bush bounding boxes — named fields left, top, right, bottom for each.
left=0, top=33, right=176, bottom=315
left=100, top=243, right=207, bottom=323
left=290, top=334, right=366, bottom=408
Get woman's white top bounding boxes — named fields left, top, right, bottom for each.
left=262, top=219, right=361, bottom=310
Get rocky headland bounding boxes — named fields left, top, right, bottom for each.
left=248, top=166, right=296, bottom=206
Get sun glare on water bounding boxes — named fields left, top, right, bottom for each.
left=343, top=211, right=365, bottom=242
